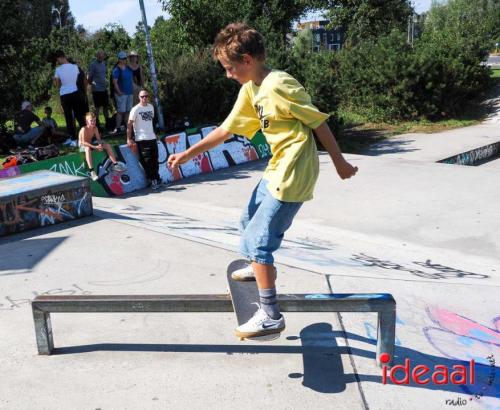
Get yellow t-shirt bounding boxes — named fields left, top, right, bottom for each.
left=221, top=70, right=329, bottom=202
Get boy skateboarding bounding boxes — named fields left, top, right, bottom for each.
left=168, top=23, right=357, bottom=338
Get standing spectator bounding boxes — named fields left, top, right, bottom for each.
left=127, top=89, right=161, bottom=190
left=13, top=101, right=47, bottom=147
left=88, top=50, right=110, bottom=130
left=112, top=51, right=134, bottom=134
left=128, top=50, right=144, bottom=105
left=53, top=50, right=84, bottom=147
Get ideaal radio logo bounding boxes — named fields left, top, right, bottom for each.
left=379, top=353, right=496, bottom=405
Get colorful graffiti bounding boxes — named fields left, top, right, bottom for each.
left=424, top=307, right=499, bottom=406
left=0, top=171, right=93, bottom=237
left=0, top=126, right=270, bottom=197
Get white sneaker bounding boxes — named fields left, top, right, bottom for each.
left=235, top=307, right=285, bottom=339
left=111, top=162, right=126, bottom=172
left=231, top=264, right=277, bottom=282
left=231, top=264, right=255, bottom=281
left=90, top=170, right=98, bottom=181
left=63, top=138, right=73, bottom=146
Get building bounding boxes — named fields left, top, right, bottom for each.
left=296, top=20, right=344, bottom=52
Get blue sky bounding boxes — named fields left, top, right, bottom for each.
left=70, top=0, right=434, bottom=35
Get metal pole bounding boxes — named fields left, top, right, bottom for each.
left=138, top=0, right=165, bottom=130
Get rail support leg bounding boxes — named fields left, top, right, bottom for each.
left=33, top=308, right=53, bottom=355
left=376, top=308, right=396, bottom=367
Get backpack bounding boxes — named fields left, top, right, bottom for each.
left=34, top=144, right=60, bottom=161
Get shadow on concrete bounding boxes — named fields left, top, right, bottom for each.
left=360, top=138, right=420, bottom=156
left=0, top=236, right=68, bottom=275
left=0, top=216, right=101, bottom=276
left=0, top=215, right=99, bottom=244
left=114, top=159, right=268, bottom=200
left=51, top=325, right=497, bottom=399
left=168, top=158, right=268, bottom=187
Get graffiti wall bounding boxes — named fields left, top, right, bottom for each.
left=0, top=171, right=93, bottom=237
left=0, top=127, right=270, bottom=197
left=438, top=142, right=500, bottom=166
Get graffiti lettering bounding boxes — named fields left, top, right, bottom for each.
left=0, top=284, right=92, bottom=311
left=40, top=194, right=66, bottom=205
left=351, top=253, right=488, bottom=280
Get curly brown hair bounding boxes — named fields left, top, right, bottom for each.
left=212, top=23, right=266, bottom=62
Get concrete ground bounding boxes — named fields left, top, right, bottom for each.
left=1, top=115, right=499, bottom=409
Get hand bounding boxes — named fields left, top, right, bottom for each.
left=335, top=159, right=358, bottom=180
left=167, top=152, right=189, bottom=169
left=127, top=138, right=135, bottom=148
left=96, top=144, right=103, bottom=151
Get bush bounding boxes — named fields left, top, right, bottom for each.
left=158, top=50, right=239, bottom=126
left=337, top=19, right=493, bottom=122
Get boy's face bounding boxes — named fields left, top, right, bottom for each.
left=86, top=117, right=96, bottom=127
left=218, top=54, right=253, bottom=85
left=45, top=110, right=51, bottom=117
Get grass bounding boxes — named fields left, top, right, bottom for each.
left=335, top=108, right=479, bottom=154
left=2, top=81, right=499, bottom=164
left=491, top=69, right=500, bottom=79
left=0, top=103, right=125, bottom=165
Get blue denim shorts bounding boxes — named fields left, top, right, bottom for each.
left=115, top=94, right=133, bottom=113
left=239, top=179, right=303, bottom=264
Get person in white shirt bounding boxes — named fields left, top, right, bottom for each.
left=53, top=50, right=85, bottom=147
left=127, top=89, right=161, bottom=190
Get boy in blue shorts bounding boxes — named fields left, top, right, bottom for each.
left=168, top=23, right=358, bottom=338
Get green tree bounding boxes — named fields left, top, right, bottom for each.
left=0, top=0, right=55, bottom=127
left=324, top=0, right=413, bottom=46
left=160, top=0, right=316, bottom=62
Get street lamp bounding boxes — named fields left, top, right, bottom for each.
left=138, top=0, right=165, bottom=130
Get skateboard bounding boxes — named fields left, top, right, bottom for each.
left=227, top=259, right=280, bottom=342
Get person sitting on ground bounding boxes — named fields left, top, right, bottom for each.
left=13, top=101, right=47, bottom=147
left=42, top=106, right=67, bottom=144
left=78, top=112, right=126, bottom=180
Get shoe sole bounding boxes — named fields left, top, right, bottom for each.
left=230, top=273, right=256, bottom=282
left=235, top=325, right=285, bottom=339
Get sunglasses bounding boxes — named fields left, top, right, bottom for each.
left=139, top=95, right=149, bottom=98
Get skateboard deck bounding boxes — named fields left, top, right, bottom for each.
left=227, top=259, right=280, bottom=342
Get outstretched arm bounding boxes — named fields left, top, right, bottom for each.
left=314, top=121, right=358, bottom=180
left=168, top=127, right=231, bottom=169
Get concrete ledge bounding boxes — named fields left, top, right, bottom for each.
left=0, top=170, right=92, bottom=236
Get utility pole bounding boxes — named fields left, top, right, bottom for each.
left=138, top=0, right=165, bottom=130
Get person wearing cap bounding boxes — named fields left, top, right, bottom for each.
left=111, top=51, right=134, bottom=134
left=13, top=102, right=47, bottom=147
left=127, top=50, right=145, bottom=105
left=88, top=50, right=110, bottom=130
